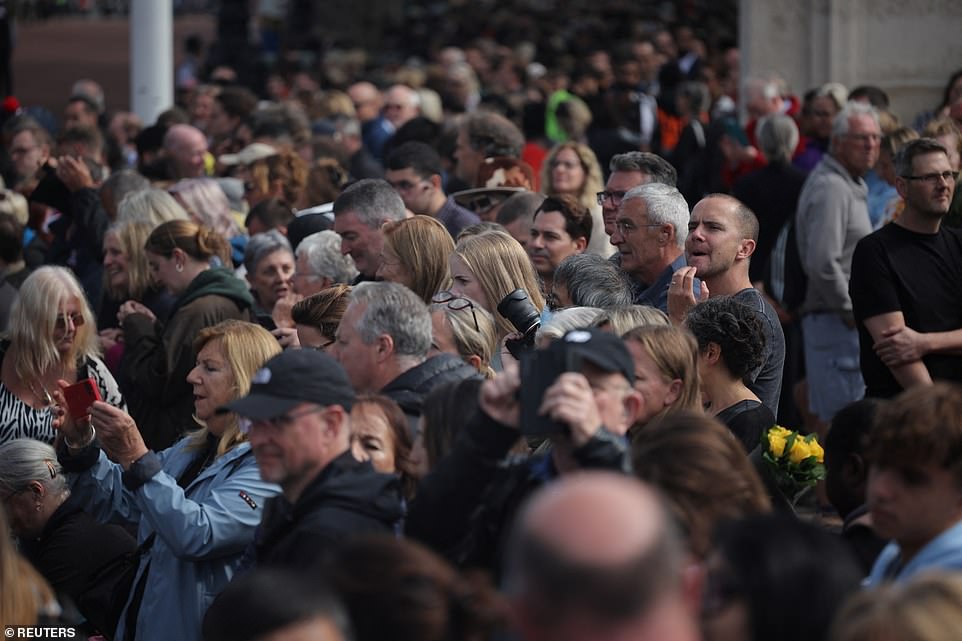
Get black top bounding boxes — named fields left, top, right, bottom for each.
left=715, top=399, right=775, bottom=453
left=850, top=223, right=962, bottom=397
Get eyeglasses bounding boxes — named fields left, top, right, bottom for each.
left=239, top=405, right=326, bottom=434
left=54, top=312, right=86, bottom=330
left=901, top=171, right=958, bottom=184
left=309, top=339, right=336, bottom=352
left=615, top=220, right=662, bottom=236
left=432, top=291, right=480, bottom=332
left=596, top=190, right=629, bottom=206
left=843, top=133, right=881, bottom=144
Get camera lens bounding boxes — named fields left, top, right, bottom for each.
left=497, top=289, right=541, bottom=337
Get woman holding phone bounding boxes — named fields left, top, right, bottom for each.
left=0, top=266, right=123, bottom=446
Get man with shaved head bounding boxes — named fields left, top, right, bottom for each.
left=505, top=472, right=700, bottom=641
left=164, top=123, right=208, bottom=179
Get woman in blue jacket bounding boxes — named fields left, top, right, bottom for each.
left=54, top=320, right=281, bottom=641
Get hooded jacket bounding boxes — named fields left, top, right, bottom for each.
left=122, top=268, right=253, bottom=450
left=253, top=450, right=404, bottom=569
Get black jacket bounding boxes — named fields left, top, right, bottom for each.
left=382, top=354, right=481, bottom=433
left=253, top=451, right=403, bottom=569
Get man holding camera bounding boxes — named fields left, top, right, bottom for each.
left=451, top=328, right=643, bottom=575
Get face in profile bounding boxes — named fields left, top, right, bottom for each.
left=350, top=402, right=398, bottom=474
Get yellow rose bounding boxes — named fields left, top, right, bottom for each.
left=808, top=438, right=825, bottom=463
left=788, top=439, right=813, bottom=465
left=768, top=432, right=788, bottom=458
left=770, top=426, right=792, bottom=439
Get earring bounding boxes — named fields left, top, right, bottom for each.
left=35, top=503, right=42, bottom=512
left=176, top=263, right=184, bottom=273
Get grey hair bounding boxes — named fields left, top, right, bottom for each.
left=553, top=253, right=634, bottom=309
left=745, top=76, right=779, bottom=100
left=537, top=307, right=604, bottom=344
left=244, top=228, right=293, bottom=274
left=296, top=230, right=359, bottom=284
left=0, top=439, right=69, bottom=500
left=756, top=114, right=799, bottom=165
left=832, top=101, right=880, bottom=140
left=608, top=152, right=677, bottom=187
left=350, top=281, right=432, bottom=357
left=332, top=178, right=406, bottom=228
left=621, top=183, right=691, bottom=249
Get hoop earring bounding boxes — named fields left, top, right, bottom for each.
left=176, top=263, right=184, bottom=273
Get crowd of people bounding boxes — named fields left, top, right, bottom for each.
left=1, top=8, right=962, bottom=641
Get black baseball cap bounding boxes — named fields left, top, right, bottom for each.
left=220, top=349, right=356, bottom=419
left=552, top=328, right=636, bottom=385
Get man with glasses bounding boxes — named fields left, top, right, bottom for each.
left=222, top=348, right=403, bottom=568
left=851, top=138, right=962, bottom=397
left=385, top=141, right=479, bottom=239
left=598, top=151, right=677, bottom=242
left=609, top=182, right=690, bottom=313
left=795, top=101, right=879, bottom=431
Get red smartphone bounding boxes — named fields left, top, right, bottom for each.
left=63, top=378, right=101, bottom=420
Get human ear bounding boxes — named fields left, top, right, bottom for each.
left=737, top=238, right=756, bottom=259
left=664, top=378, right=683, bottom=407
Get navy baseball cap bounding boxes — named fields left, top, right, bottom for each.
left=220, top=349, right=356, bottom=419
left=552, top=328, right=636, bottom=385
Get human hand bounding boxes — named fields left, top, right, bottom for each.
left=874, top=326, right=929, bottom=366
left=479, top=359, right=521, bottom=429
left=52, top=381, right=92, bottom=449
left=272, top=326, right=300, bottom=349
left=99, top=328, right=123, bottom=351
left=667, top=266, right=708, bottom=325
left=118, top=300, right=155, bottom=324
left=538, top=372, right=602, bottom=447
left=272, top=293, right=301, bottom=329
left=55, top=155, right=95, bottom=192
left=89, top=401, right=149, bottom=469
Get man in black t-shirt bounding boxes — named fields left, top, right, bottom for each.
left=850, top=138, right=962, bottom=398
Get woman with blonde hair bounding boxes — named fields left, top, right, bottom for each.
left=53, top=320, right=281, bottom=641
left=0, top=267, right=123, bottom=445
left=119, top=220, right=253, bottom=450
left=449, top=229, right=545, bottom=342
left=378, top=215, right=454, bottom=304
left=539, top=141, right=609, bottom=257
left=621, top=324, right=701, bottom=437
left=117, top=188, right=189, bottom=226
left=830, top=572, right=962, bottom=641
left=429, top=292, right=498, bottom=379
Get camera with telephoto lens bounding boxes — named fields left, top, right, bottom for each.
left=498, top=289, right=541, bottom=359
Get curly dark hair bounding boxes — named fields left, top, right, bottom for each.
left=684, top=295, right=766, bottom=379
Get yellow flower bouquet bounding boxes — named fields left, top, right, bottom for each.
left=761, top=425, right=826, bottom=505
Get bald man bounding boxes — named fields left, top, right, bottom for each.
left=163, top=124, right=208, bottom=179
left=505, top=473, right=701, bottom=641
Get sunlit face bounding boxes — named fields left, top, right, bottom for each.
left=185, top=340, right=237, bottom=430
left=550, top=147, right=587, bottom=195
left=102, top=232, right=130, bottom=292
left=53, top=298, right=85, bottom=355
left=625, top=338, right=677, bottom=426
left=601, top=170, right=647, bottom=237
left=833, top=114, right=881, bottom=177
left=528, top=210, right=586, bottom=280
left=610, top=196, right=664, bottom=281
left=170, top=131, right=208, bottom=179
left=247, top=402, right=331, bottom=490
left=329, top=302, right=380, bottom=392
left=375, top=243, right=412, bottom=288
left=334, top=210, right=383, bottom=279
left=248, top=249, right=295, bottom=311
left=448, top=254, right=491, bottom=312
left=685, top=198, right=751, bottom=281
left=350, top=403, right=398, bottom=473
